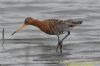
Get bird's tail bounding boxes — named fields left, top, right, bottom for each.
left=65, top=19, right=83, bottom=29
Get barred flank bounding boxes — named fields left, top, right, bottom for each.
left=42, top=19, right=82, bottom=35
left=43, top=19, right=66, bottom=35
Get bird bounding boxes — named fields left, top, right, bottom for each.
left=11, top=17, right=83, bottom=53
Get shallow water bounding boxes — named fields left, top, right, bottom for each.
left=0, top=0, right=100, bottom=66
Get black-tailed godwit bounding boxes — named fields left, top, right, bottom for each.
left=12, top=17, right=83, bottom=53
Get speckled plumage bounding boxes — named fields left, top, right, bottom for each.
left=42, top=19, right=82, bottom=35
left=43, top=19, right=66, bottom=35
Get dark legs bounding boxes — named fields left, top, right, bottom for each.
left=56, top=41, right=63, bottom=53
left=56, top=30, right=70, bottom=53
left=56, top=35, right=61, bottom=52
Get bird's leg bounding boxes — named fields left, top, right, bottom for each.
left=56, top=35, right=63, bottom=53
left=59, top=30, right=70, bottom=53
left=56, top=35, right=60, bottom=52
left=59, top=41, right=63, bottom=53
left=60, top=30, right=70, bottom=43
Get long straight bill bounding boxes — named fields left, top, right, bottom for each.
left=11, top=23, right=27, bottom=36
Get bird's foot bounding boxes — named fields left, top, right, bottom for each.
left=56, top=41, right=63, bottom=53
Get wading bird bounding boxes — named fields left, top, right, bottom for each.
left=11, top=17, right=83, bottom=53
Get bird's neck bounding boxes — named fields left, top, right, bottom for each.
left=31, top=19, right=49, bottom=31
left=31, top=19, right=45, bottom=27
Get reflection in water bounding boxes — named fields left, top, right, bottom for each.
left=0, top=38, right=71, bottom=66
left=1, top=40, right=5, bottom=51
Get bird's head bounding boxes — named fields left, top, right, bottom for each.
left=11, top=17, right=34, bottom=36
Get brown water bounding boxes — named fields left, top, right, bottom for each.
left=0, top=0, right=100, bottom=66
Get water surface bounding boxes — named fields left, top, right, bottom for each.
left=0, top=0, right=100, bottom=66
